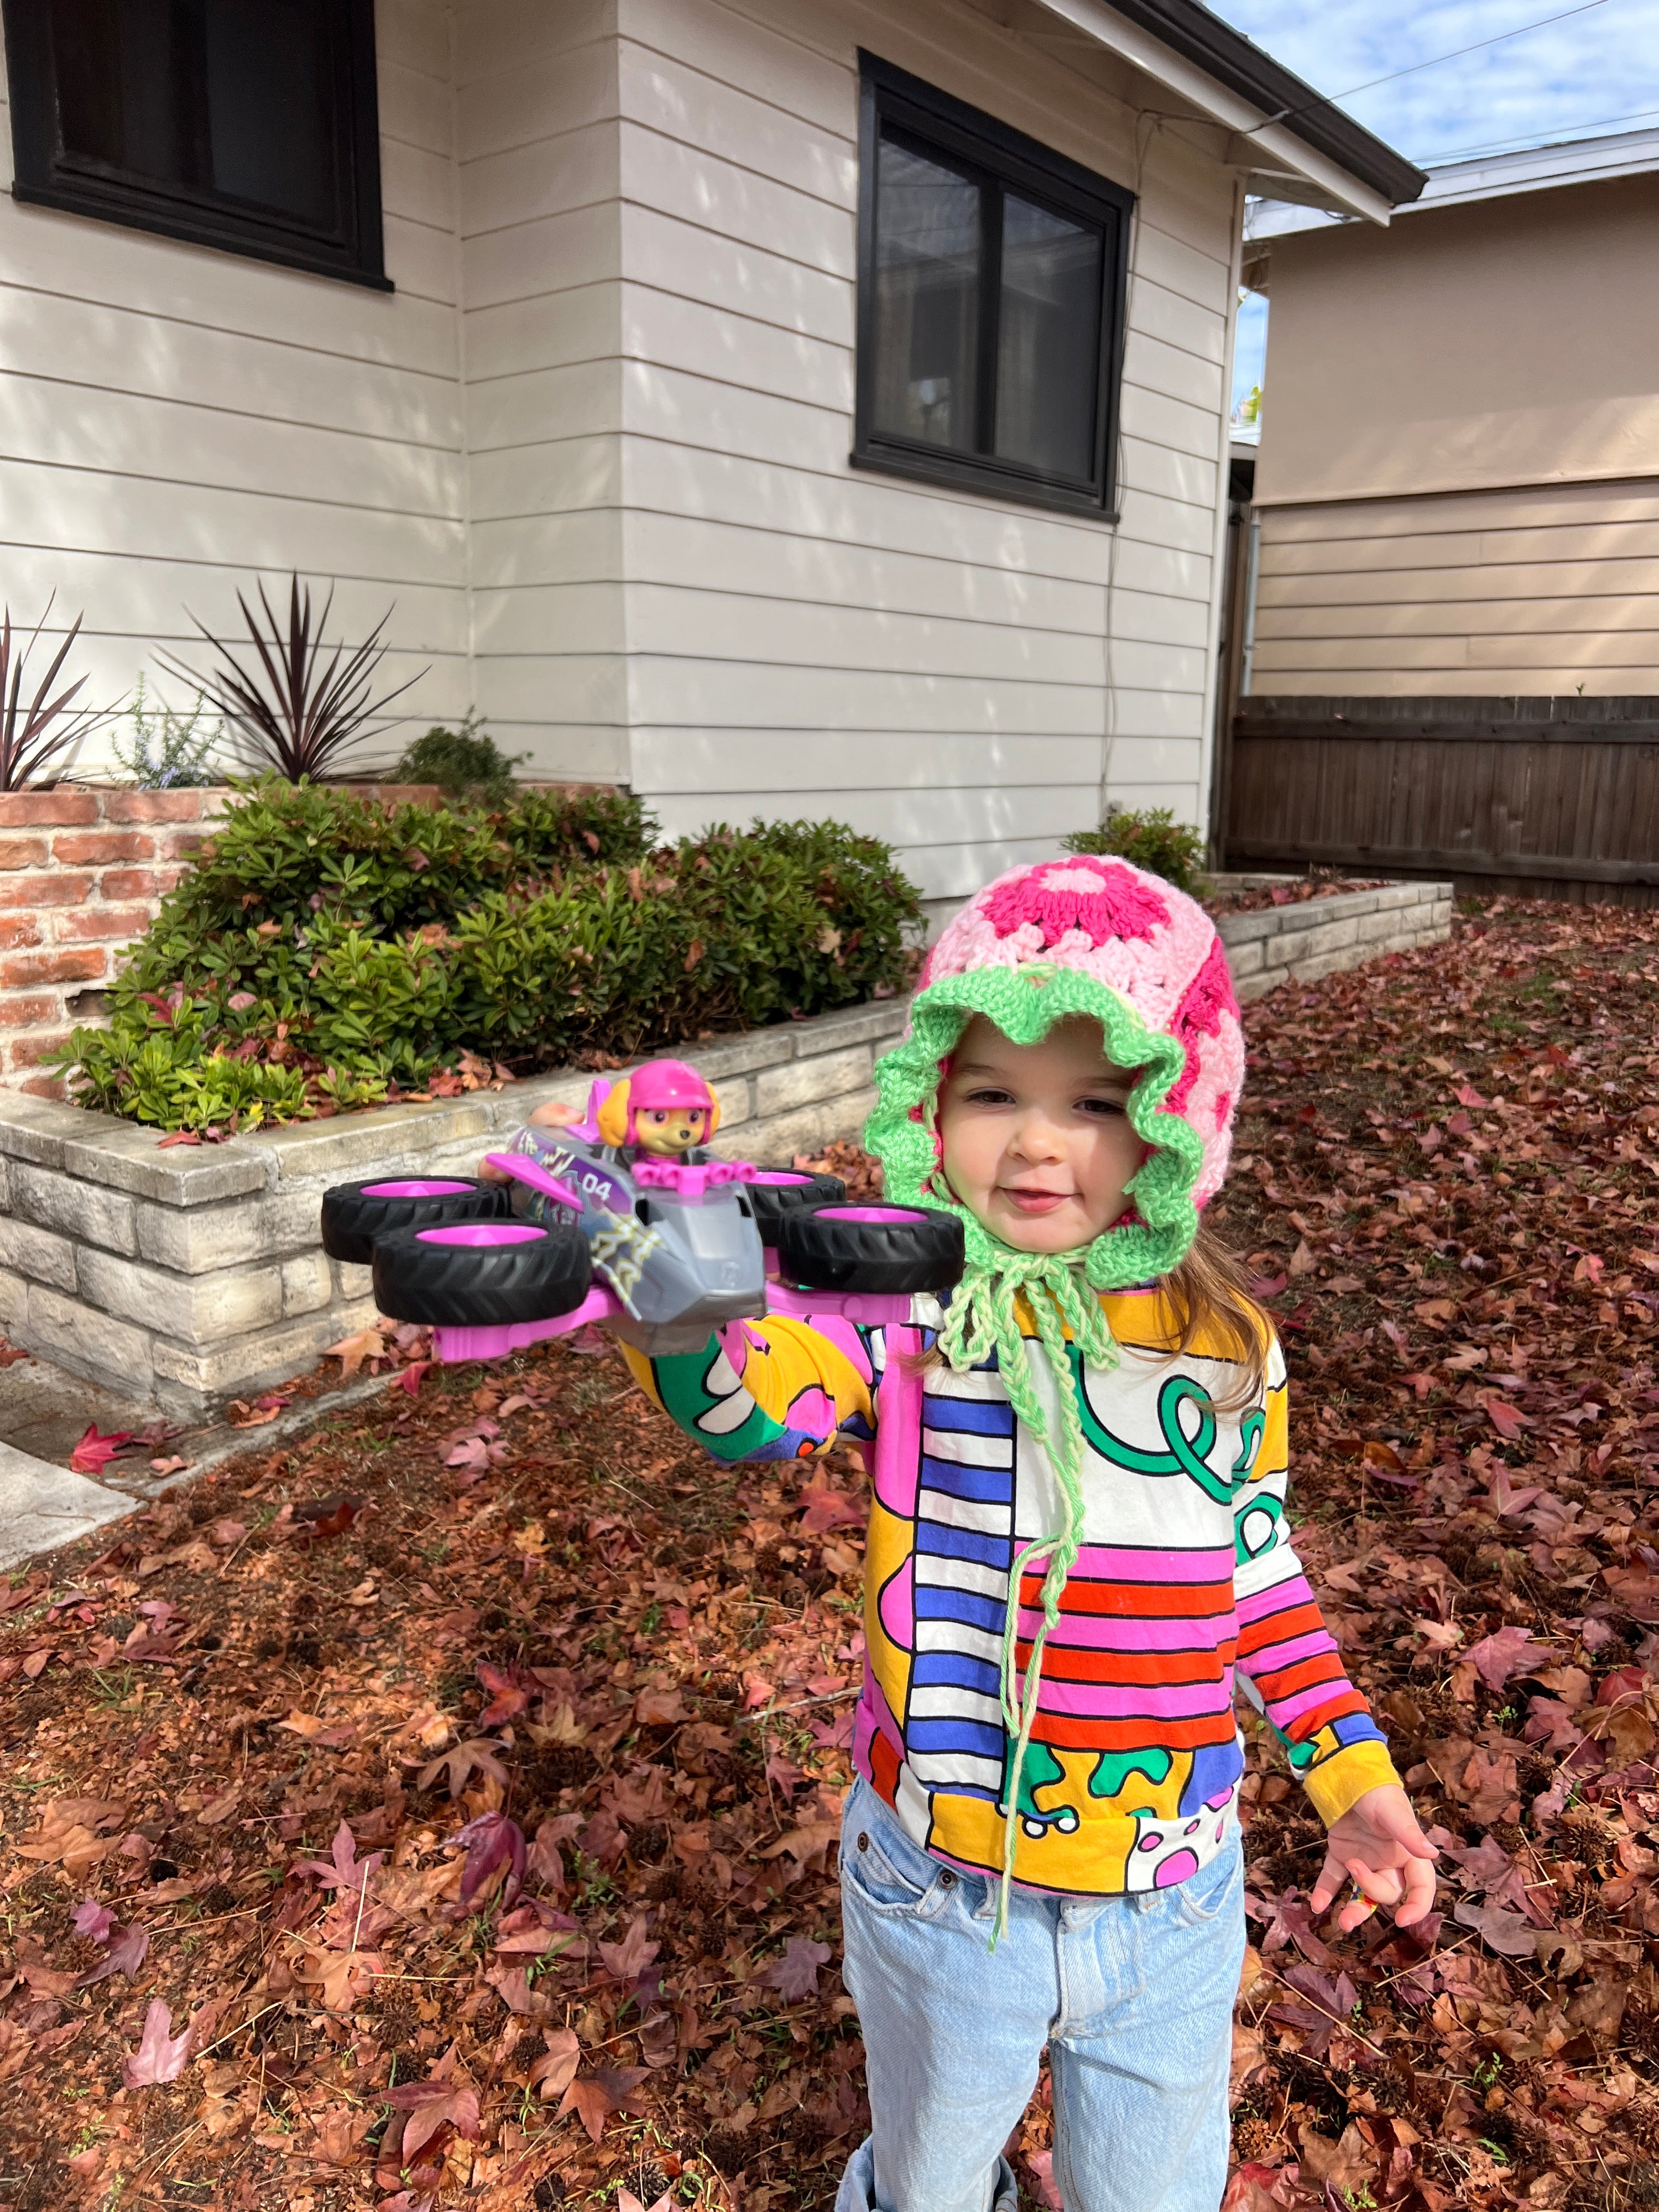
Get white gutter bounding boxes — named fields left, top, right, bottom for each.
left=1027, top=0, right=1397, bottom=223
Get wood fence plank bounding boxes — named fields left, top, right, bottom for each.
left=1227, top=695, right=1659, bottom=902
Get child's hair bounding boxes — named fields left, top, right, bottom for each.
left=1159, top=1213, right=1270, bottom=1415
left=904, top=1215, right=1269, bottom=1414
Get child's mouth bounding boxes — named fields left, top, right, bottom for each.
left=999, top=1186, right=1073, bottom=1215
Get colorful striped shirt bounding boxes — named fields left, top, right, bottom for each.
left=624, top=1287, right=1397, bottom=1897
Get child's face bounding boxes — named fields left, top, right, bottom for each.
left=937, top=1015, right=1147, bottom=1255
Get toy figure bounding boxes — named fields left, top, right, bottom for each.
left=592, top=1060, right=718, bottom=1159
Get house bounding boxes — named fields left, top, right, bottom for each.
left=1215, top=131, right=1659, bottom=900
left=1241, top=129, right=1659, bottom=696
left=0, top=0, right=1418, bottom=925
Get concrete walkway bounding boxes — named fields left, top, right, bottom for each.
left=0, top=1348, right=404, bottom=1576
left=0, top=1441, right=134, bottom=1572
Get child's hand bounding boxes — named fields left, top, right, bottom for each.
left=478, top=1100, right=580, bottom=1181
left=1310, top=1783, right=1439, bottom=1929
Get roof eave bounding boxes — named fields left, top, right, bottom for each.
left=1026, top=0, right=1425, bottom=221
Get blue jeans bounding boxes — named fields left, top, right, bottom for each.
left=834, top=1775, right=1245, bottom=2212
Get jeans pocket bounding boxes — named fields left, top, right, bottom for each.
left=841, top=1782, right=941, bottom=1916
left=1170, top=1834, right=1242, bottom=1929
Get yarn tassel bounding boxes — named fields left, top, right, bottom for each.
left=936, top=1255, right=1119, bottom=1948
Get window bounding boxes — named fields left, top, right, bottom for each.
left=854, top=54, right=1131, bottom=518
left=2, top=0, right=387, bottom=287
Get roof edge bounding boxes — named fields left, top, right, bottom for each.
left=1101, top=0, right=1426, bottom=207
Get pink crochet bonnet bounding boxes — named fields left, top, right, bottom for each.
left=865, top=853, right=1245, bottom=1284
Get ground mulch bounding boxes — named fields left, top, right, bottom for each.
left=5, top=898, right=1659, bottom=2212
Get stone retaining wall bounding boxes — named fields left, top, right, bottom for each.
left=0, top=996, right=909, bottom=1418
left=1222, top=878, right=1453, bottom=1000
left=0, top=878, right=1454, bottom=1416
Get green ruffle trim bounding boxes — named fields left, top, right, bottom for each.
left=864, top=961, right=1203, bottom=1291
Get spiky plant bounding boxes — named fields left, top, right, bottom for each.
left=0, top=598, right=117, bottom=790
left=159, top=574, right=422, bottom=784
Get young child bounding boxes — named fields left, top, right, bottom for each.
left=525, top=856, right=1436, bottom=2212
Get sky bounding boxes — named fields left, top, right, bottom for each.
left=1217, top=0, right=1659, bottom=411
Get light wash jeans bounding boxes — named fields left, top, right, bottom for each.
left=834, top=1775, right=1245, bottom=2212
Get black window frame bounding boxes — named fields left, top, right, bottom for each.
left=1, top=0, right=390, bottom=290
left=854, top=52, right=1132, bottom=521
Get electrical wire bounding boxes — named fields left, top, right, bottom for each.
left=1238, top=0, right=1611, bottom=140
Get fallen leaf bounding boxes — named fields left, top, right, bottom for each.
left=763, top=1936, right=831, bottom=2001
left=123, top=1999, right=191, bottom=2086
left=69, top=1424, right=133, bottom=1474
left=530, top=2027, right=581, bottom=2101
left=556, top=2065, right=650, bottom=2143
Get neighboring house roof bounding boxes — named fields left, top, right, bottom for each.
left=1247, top=122, right=1659, bottom=241
left=1022, top=0, right=1424, bottom=220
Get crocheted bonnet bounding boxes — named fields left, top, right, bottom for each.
left=865, top=851, right=1245, bottom=1275
left=864, top=852, right=1246, bottom=1940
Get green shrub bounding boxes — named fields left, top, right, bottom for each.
left=57, top=780, right=924, bottom=1133
left=1065, top=805, right=1207, bottom=895
left=395, top=717, right=527, bottom=805
left=110, top=676, right=225, bottom=789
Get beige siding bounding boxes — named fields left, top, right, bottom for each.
left=605, top=0, right=1234, bottom=901
left=455, top=0, right=627, bottom=782
left=0, top=1, right=471, bottom=768
left=0, top=0, right=1240, bottom=869
left=1254, top=478, right=1659, bottom=695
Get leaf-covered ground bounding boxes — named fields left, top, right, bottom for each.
left=6, top=897, right=1659, bottom=2212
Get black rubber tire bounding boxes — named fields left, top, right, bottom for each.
left=371, top=1220, right=592, bottom=1327
left=777, top=1204, right=965, bottom=1296
left=320, top=1176, right=509, bottom=1267
left=743, top=1171, right=847, bottom=1245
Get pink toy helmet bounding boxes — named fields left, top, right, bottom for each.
left=595, top=1058, right=719, bottom=1146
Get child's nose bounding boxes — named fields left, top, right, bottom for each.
left=1010, top=1109, right=1065, bottom=1158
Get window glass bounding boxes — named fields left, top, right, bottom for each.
left=872, top=132, right=982, bottom=455
left=205, top=0, right=336, bottom=223
left=52, top=0, right=201, bottom=185
left=994, top=192, right=1103, bottom=482
left=6, top=0, right=383, bottom=282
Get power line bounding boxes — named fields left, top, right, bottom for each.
left=1240, top=0, right=1611, bottom=140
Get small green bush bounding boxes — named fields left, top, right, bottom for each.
left=1065, top=805, right=1207, bottom=895
left=396, top=717, right=527, bottom=805
left=110, top=676, right=225, bottom=789
left=58, top=780, right=924, bottom=1133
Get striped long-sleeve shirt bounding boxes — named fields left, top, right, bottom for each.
left=624, top=1286, right=1397, bottom=1898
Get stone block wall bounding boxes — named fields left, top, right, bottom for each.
left=1220, top=880, right=1453, bottom=1000
left=0, top=789, right=223, bottom=1090
left=0, top=879, right=1455, bottom=1418
left=0, top=996, right=909, bottom=1418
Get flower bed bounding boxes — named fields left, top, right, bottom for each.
left=53, top=782, right=924, bottom=1135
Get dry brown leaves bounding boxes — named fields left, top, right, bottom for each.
left=7, top=897, right=1659, bottom=2212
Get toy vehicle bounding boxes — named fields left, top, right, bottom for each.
left=319, top=1061, right=964, bottom=1364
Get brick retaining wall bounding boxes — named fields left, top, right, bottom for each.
left=0, top=789, right=223, bottom=1089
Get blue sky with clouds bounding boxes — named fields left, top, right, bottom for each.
left=1218, top=0, right=1659, bottom=408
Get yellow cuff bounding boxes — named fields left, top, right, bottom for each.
left=1300, top=1740, right=1401, bottom=1827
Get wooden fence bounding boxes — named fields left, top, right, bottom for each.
left=1224, top=696, right=1659, bottom=904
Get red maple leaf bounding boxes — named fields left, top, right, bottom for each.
left=69, top=1425, right=133, bottom=1475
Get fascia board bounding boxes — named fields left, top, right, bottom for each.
left=1026, top=0, right=1396, bottom=225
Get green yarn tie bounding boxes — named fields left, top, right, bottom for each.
left=936, top=1249, right=1120, bottom=1948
